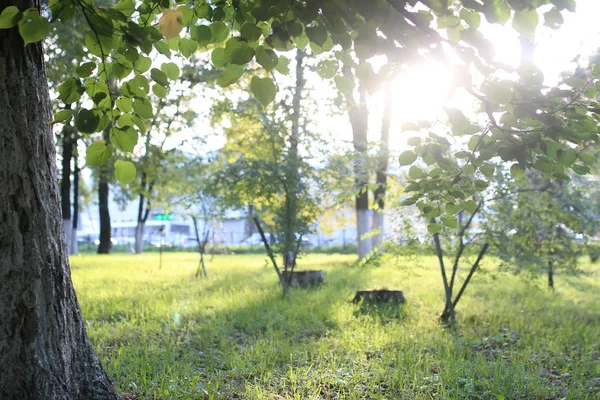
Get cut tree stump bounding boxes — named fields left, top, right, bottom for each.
left=281, top=270, right=325, bottom=288
left=352, top=289, right=406, bottom=305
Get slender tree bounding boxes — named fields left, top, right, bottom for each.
left=372, top=86, right=392, bottom=252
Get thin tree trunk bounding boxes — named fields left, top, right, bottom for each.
left=70, top=140, right=79, bottom=255
left=97, top=126, right=112, bottom=254
left=433, top=233, right=455, bottom=324
left=283, top=49, right=304, bottom=270
left=344, top=66, right=371, bottom=260
left=372, top=86, right=392, bottom=252
left=548, top=260, right=554, bottom=289
left=134, top=173, right=152, bottom=254
left=192, top=216, right=208, bottom=278
left=60, top=117, right=73, bottom=251
left=0, top=7, right=119, bottom=398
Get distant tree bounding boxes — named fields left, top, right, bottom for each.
left=484, top=168, right=600, bottom=289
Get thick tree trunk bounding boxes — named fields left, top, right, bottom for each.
left=372, top=86, right=392, bottom=252
left=0, top=7, right=119, bottom=398
left=60, top=121, right=73, bottom=251
left=70, top=148, right=79, bottom=255
left=344, top=66, right=371, bottom=260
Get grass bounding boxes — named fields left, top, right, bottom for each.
left=70, top=253, right=600, bottom=399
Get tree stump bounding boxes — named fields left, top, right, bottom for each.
left=352, top=289, right=406, bottom=305
left=281, top=270, right=325, bottom=288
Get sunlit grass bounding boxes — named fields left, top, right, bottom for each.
left=70, top=253, right=600, bottom=399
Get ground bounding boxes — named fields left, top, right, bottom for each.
left=70, top=253, right=600, bottom=399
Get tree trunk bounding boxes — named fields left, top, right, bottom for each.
left=97, top=126, right=112, bottom=254
left=97, top=172, right=111, bottom=254
left=548, top=260, right=554, bottom=289
left=70, top=147, right=79, bottom=255
left=0, top=7, right=119, bottom=398
left=60, top=120, right=73, bottom=252
left=283, top=49, right=304, bottom=270
left=372, top=86, right=392, bottom=252
left=134, top=173, right=152, bottom=254
left=344, top=66, right=371, bottom=260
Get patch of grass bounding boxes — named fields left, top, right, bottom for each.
left=70, top=253, right=600, bottom=399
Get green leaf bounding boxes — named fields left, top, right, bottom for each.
left=75, top=62, right=96, bottom=78
left=116, top=97, right=133, bottom=113
left=150, top=68, right=169, bottom=86
left=152, top=83, right=168, bottom=98
left=18, top=9, right=51, bottom=45
left=460, top=8, right=480, bottom=28
left=216, top=65, right=244, bottom=87
left=154, top=40, right=171, bottom=57
left=0, top=6, right=21, bottom=29
left=211, top=47, right=227, bottom=68
left=114, top=159, right=136, bottom=184
left=52, top=109, right=73, bottom=124
left=409, top=166, right=426, bottom=179
left=191, top=24, right=212, bottom=45
left=76, top=109, right=100, bottom=134
left=445, top=202, right=460, bottom=215
left=479, top=163, right=495, bottom=179
left=557, top=148, right=577, bottom=167
left=441, top=216, right=458, bottom=229
left=240, top=22, right=262, bottom=42
left=399, top=150, right=418, bottom=166
left=564, top=77, right=586, bottom=88
left=483, top=0, right=511, bottom=25
left=578, top=152, right=595, bottom=166
left=572, top=164, right=590, bottom=175
left=224, top=37, right=255, bottom=65
left=58, top=77, right=84, bottom=104
left=178, top=38, right=198, bottom=57
left=275, top=55, right=290, bottom=74
left=512, top=8, right=539, bottom=40
left=316, top=59, right=338, bottom=79
left=462, top=199, right=478, bottom=214
left=510, top=163, right=525, bottom=179
left=135, top=56, right=152, bottom=73
left=85, top=31, right=115, bottom=57
left=86, top=141, right=113, bottom=166
left=544, top=7, right=564, bottom=29
left=306, top=25, right=327, bottom=47
left=132, top=97, right=153, bottom=119
left=255, top=46, right=278, bottom=71
left=161, top=62, right=180, bottom=81
left=209, top=21, right=229, bottom=43
left=334, top=75, right=352, bottom=94
left=251, top=76, right=276, bottom=106
left=474, top=179, right=489, bottom=190
left=401, top=196, right=419, bottom=206
left=110, top=127, right=138, bottom=153
left=427, top=223, right=443, bottom=234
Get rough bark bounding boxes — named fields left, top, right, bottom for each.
left=372, top=86, right=392, bottom=251
left=97, top=125, right=112, bottom=254
left=344, top=66, right=371, bottom=260
left=0, top=4, right=119, bottom=398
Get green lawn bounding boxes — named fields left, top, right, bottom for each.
left=70, top=253, right=600, bottom=399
